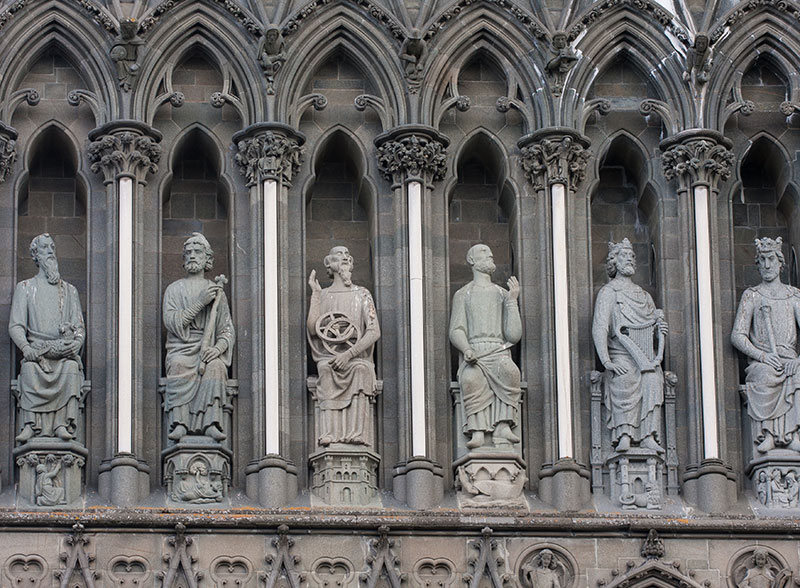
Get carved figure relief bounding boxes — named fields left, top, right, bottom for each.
left=163, top=233, right=234, bottom=443
left=10, top=233, right=86, bottom=443
left=167, top=454, right=227, bottom=503
left=518, top=547, right=575, bottom=588
left=110, top=18, right=143, bottom=92
left=545, top=32, right=578, bottom=96
left=400, top=29, right=426, bottom=92
left=258, top=24, right=286, bottom=94
left=683, top=33, right=712, bottom=87
left=449, top=244, right=522, bottom=451
left=728, top=547, right=793, bottom=588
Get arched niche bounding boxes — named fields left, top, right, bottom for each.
left=740, top=55, right=789, bottom=108
left=733, top=136, right=793, bottom=300
left=590, top=134, right=657, bottom=304
left=304, top=130, right=374, bottom=298
left=447, top=132, right=515, bottom=377
left=16, top=125, right=87, bottom=306
left=161, top=128, right=231, bottom=311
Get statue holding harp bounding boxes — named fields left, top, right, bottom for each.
left=592, top=238, right=667, bottom=454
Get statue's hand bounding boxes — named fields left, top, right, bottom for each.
left=331, top=350, right=351, bottom=371
left=657, top=319, right=668, bottom=336
left=202, top=346, right=222, bottom=363
left=605, top=361, right=628, bottom=376
left=507, top=276, right=520, bottom=301
left=199, top=284, right=222, bottom=306
left=64, top=340, right=82, bottom=356
left=22, top=345, right=38, bottom=362
left=464, top=348, right=477, bottom=364
left=785, top=358, right=800, bottom=376
left=762, top=352, right=784, bottom=372
left=308, top=269, right=322, bottom=294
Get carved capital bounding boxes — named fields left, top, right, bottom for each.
left=659, top=129, right=734, bottom=191
left=374, top=125, right=449, bottom=184
left=87, top=121, right=162, bottom=184
left=0, top=121, right=18, bottom=183
left=517, top=128, right=592, bottom=191
left=232, top=123, right=305, bottom=187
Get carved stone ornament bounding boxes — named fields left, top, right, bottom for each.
left=728, top=547, right=795, bottom=588
left=375, top=126, right=449, bottom=184
left=233, top=125, right=304, bottom=186
left=683, top=33, right=712, bottom=87
left=3, top=554, right=48, bottom=588
left=260, top=525, right=304, bottom=588
left=659, top=130, right=734, bottom=191
left=55, top=524, right=97, bottom=588
left=210, top=556, right=253, bottom=588
left=518, top=545, right=576, bottom=588
left=87, top=122, right=163, bottom=184
left=110, top=18, right=143, bottom=92
left=258, top=25, right=286, bottom=95
left=518, top=130, right=592, bottom=191
left=464, top=528, right=512, bottom=588
left=0, top=121, right=18, bottom=183
left=399, top=30, right=427, bottom=93
left=107, top=556, right=151, bottom=588
left=545, top=32, right=579, bottom=97
left=157, top=524, right=202, bottom=588
left=311, top=558, right=355, bottom=588
left=412, top=558, right=455, bottom=588
left=360, top=526, right=404, bottom=588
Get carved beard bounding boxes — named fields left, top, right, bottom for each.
left=338, top=266, right=353, bottom=287
left=474, top=258, right=496, bottom=275
left=184, top=260, right=204, bottom=274
left=41, top=255, right=61, bottom=285
left=618, top=261, right=636, bottom=276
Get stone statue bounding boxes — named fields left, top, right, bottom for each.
left=522, top=549, right=564, bottom=588
left=400, top=29, right=427, bottom=86
left=307, top=246, right=381, bottom=447
left=10, top=233, right=85, bottom=443
left=683, top=33, right=712, bottom=86
left=449, top=244, right=522, bottom=450
left=731, top=237, right=800, bottom=454
left=34, top=454, right=64, bottom=506
left=163, top=233, right=234, bottom=442
left=258, top=24, right=286, bottom=93
left=737, top=549, right=775, bottom=588
left=546, top=32, right=578, bottom=96
left=592, top=238, right=667, bottom=453
left=110, top=18, right=143, bottom=92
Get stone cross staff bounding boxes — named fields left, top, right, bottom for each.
left=199, top=274, right=228, bottom=376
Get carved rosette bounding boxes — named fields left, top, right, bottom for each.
left=374, top=125, right=449, bottom=185
left=0, top=122, right=18, bottom=183
left=87, top=121, right=162, bottom=184
left=232, top=123, right=305, bottom=186
left=659, top=130, right=734, bottom=191
left=517, top=129, right=592, bottom=192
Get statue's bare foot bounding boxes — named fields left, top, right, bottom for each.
left=494, top=423, right=520, bottom=443
left=756, top=434, right=775, bottom=453
left=616, top=434, right=631, bottom=452
left=639, top=434, right=664, bottom=453
left=168, top=424, right=187, bottom=441
left=54, top=425, right=72, bottom=441
left=205, top=424, right=227, bottom=441
left=15, top=425, right=35, bottom=443
left=466, top=431, right=484, bottom=449
left=788, top=437, right=800, bottom=452
left=319, top=435, right=333, bottom=446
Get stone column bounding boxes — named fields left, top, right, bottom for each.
left=233, top=123, right=303, bottom=507
left=0, top=122, right=15, bottom=492
left=89, top=121, right=159, bottom=506
left=518, top=128, right=592, bottom=511
left=660, top=129, right=736, bottom=513
left=375, top=126, right=447, bottom=509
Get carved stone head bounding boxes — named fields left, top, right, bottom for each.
left=605, top=238, right=635, bottom=278
left=754, top=236, right=784, bottom=281
left=466, top=243, right=496, bottom=276
left=183, top=232, right=214, bottom=273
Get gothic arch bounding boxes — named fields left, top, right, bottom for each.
left=588, top=130, right=654, bottom=201
left=277, top=8, right=405, bottom=126
left=732, top=132, right=794, bottom=201
left=134, top=9, right=262, bottom=123
left=0, top=3, right=118, bottom=123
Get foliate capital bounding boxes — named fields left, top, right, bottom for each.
left=659, top=129, right=734, bottom=191
left=232, top=123, right=305, bottom=187
left=87, top=121, right=162, bottom=184
left=0, top=122, right=18, bottom=183
left=517, top=128, right=592, bottom=191
left=374, top=125, right=449, bottom=184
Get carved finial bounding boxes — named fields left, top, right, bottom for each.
left=641, top=529, right=664, bottom=560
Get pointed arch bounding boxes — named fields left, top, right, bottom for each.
left=733, top=131, right=794, bottom=202
left=0, top=1, right=118, bottom=122
left=605, top=560, right=706, bottom=588
left=421, top=6, right=547, bottom=129
left=590, top=129, right=654, bottom=202
left=277, top=6, right=406, bottom=126
left=134, top=6, right=263, bottom=124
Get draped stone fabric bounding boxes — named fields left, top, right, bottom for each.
left=163, top=278, right=234, bottom=435
left=9, top=275, right=84, bottom=436
left=593, top=281, right=663, bottom=444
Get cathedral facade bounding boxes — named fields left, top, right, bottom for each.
left=0, top=0, right=799, bottom=585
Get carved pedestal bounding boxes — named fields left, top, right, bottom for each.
left=163, top=437, right=231, bottom=504
left=14, top=440, right=87, bottom=507
left=309, top=446, right=379, bottom=506
left=454, top=452, right=527, bottom=508
left=747, top=453, right=800, bottom=510
left=607, top=450, right=664, bottom=510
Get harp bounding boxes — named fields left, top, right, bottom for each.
left=615, top=309, right=665, bottom=372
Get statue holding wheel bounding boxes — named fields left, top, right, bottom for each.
left=307, top=246, right=381, bottom=448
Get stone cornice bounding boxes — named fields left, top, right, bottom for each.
left=374, top=125, right=449, bottom=185
left=659, top=129, right=734, bottom=191
left=0, top=121, right=18, bottom=184
left=87, top=121, right=163, bottom=185
left=232, top=123, right=305, bottom=187
left=517, top=128, right=592, bottom=192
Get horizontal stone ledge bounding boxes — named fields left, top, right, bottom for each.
left=0, top=509, right=797, bottom=536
